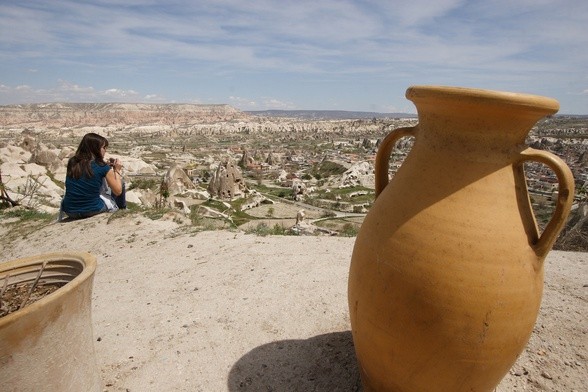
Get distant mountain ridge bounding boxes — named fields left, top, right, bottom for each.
left=247, top=110, right=417, bottom=120
left=0, top=102, right=249, bottom=127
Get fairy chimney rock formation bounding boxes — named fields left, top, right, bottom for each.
left=238, top=149, right=253, bottom=168
left=207, top=160, right=247, bottom=199
left=164, top=164, right=196, bottom=195
left=266, top=152, right=277, bottom=166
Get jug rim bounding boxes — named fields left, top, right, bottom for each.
left=406, top=85, right=559, bottom=114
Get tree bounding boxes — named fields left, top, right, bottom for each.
left=0, top=170, right=20, bottom=208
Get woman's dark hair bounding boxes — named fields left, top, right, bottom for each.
left=67, top=133, right=109, bottom=179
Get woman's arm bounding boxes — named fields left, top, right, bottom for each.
left=105, top=159, right=123, bottom=196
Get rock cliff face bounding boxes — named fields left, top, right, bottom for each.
left=0, top=103, right=250, bottom=127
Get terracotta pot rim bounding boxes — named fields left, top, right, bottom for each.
left=406, top=85, right=559, bottom=114
left=0, top=251, right=96, bottom=326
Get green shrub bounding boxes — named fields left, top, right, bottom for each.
left=128, top=178, right=159, bottom=191
left=312, top=161, right=347, bottom=178
left=247, top=222, right=289, bottom=236
left=1, top=209, right=53, bottom=222
left=340, top=222, right=359, bottom=237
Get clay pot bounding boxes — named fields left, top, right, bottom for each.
left=0, top=252, right=100, bottom=392
left=348, top=86, right=575, bottom=391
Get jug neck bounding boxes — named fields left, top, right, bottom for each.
left=406, top=86, right=559, bottom=156
left=416, top=109, right=539, bottom=147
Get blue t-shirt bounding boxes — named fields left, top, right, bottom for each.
left=62, top=161, right=111, bottom=214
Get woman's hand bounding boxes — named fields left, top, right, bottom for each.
left=112, top=158, right=123, bottom=173
left=105, top=161, right=123, bottom=196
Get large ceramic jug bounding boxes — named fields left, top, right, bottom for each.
left=348, top=86, right=575, bottom=391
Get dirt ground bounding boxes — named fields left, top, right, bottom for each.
left=1, top=213, right=586, bottom=391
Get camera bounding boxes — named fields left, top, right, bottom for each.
left=108, top=158, right=115, bottom=166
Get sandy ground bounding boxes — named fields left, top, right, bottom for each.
left=1, top=213, right=586, bottom=391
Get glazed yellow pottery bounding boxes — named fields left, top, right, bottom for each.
left=348, top=86, right=575, bottom=391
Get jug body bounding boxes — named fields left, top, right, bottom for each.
left=348, top=86, right=575, bottom=391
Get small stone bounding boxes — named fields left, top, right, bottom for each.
left=541, top=371, right=553, bottom=380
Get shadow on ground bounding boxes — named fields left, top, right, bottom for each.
left=228, top=331, right=361, bottom=391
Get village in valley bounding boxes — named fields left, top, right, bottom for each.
left=0, top=103, right=586, bottom=247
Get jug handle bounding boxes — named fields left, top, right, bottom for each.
left=517, top=148, right=575, bottom=257
left=375, top=126, right=417, bottom=198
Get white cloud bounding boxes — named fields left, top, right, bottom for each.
left=228, top=95, right=297, bottom=111
left=228, top=96, right=257, bottom=110
left=261, top=98, right=297, bottom=110
left=102, top=88, right=139, bottom=98
left=365, top=0, right=465, bottom=27
left=15, top=85, right=33, bottom=92
left=57, top=80, right=94, bottom=93
left=0, top=80, right=147, bottom=104
left=143, top=94, right=165, bottom=101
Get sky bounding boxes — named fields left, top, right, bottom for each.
left=1, top=0, right=587, bottom=114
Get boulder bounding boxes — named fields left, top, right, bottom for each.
left=29, top=149, right=61, bottom=173
left=0, top=145, right=32, bottom=164
left=1, top=162, right=28, bottom=179
left=19, top=136, right=37, bottom=152
left=0, top=166, right=63, bottom=208
left=125, top=190, right=143, bottom=205
left=173, top=199, right=191, bottom=215
left=296, top=209, right=305, bottom=224
left=339, top=161, right=374, bottom=188
left=276, top=169, right=288, bottom=184
left=240, top=192, right=274, bottom=211
left=115, top=157, right=157, bottom=175
left=198, top=205, right=231, bottom=220
left=292, top=180, right=306, bottom=201
left=137, top=189, right=157, bottom=208
left=182, top=189, right=211, bottom=200
left=164, top=165, right=196, bottom=195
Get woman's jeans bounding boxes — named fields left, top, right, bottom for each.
left=59, top=182, right=126, bottom=221
left=113, top=182, right=126, bottom=209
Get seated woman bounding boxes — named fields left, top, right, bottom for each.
left=60, top=133, right=126, bottom=220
